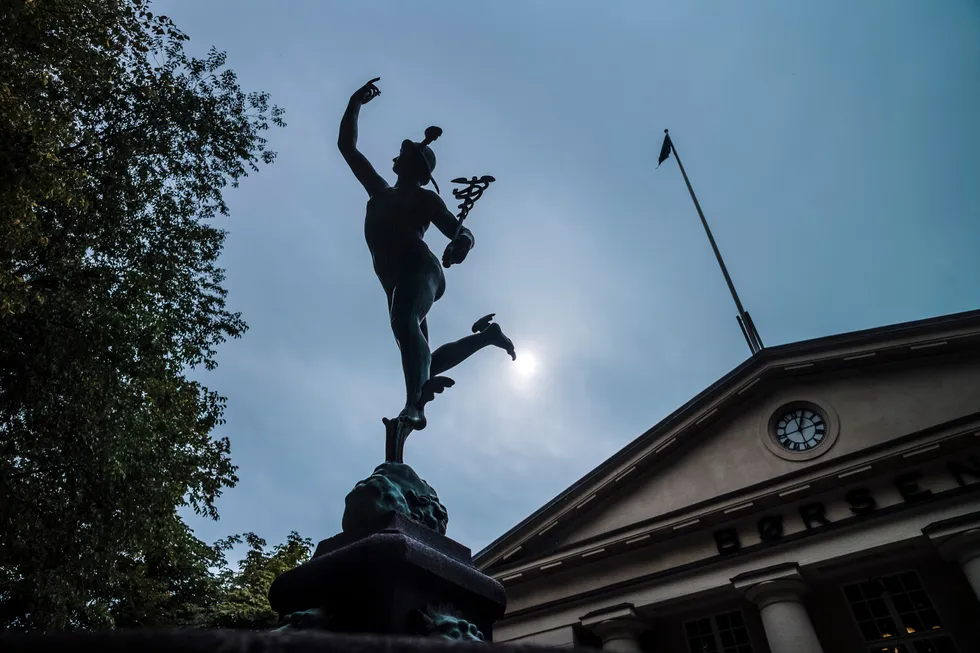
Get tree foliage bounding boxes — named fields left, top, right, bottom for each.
left=208, top=532, right=313, bottom=630
left=0, top=0, right=284, bottom=630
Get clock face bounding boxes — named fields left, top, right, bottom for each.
left=774, top=407, right=827, bottom=452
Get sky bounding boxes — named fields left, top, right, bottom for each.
left=154, top=0, right=980, bottom=557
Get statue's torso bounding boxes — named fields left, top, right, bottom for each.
left=365, top=186, right=443, bottom=291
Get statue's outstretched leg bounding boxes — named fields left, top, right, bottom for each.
left=430, top=314, right=516, bottom=376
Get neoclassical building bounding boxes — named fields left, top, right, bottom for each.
left=475, top=310, right=980, bottom=653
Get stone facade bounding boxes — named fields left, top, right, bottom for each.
left=476, top=310, right=980, bottom=653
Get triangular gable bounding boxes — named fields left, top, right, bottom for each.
left=546, top=355, right=980, bottom=552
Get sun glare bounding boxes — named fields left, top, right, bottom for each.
left=512, top=350, right=540, bottom=380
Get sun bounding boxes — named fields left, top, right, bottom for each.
left=512, top=349, right=539, bottom=379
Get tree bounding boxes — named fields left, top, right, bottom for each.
left=0, top=0, right=284, bottom=630
left=98, top=519, right=230, bottom=629
left=208, top=532, right=313, bottom=630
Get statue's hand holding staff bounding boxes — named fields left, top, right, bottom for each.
left=442, top=175, right=495, bottom=269
left=441, top=232, right=472, bottom=267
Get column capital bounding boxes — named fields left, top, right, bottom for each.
left=935, top=529, right=980, bottom=566
left=579, top=604, right=647, bottom=652
left=923, top=512, right=980, bottom=566
left=731, top=563, right=810, bottom=609
left=589, top=618, right=648, bottom=642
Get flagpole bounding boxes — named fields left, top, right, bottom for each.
left=662, top=129, right=764, bottom=354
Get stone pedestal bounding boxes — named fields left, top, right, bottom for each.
left=268, top=512, right=507, bottom=641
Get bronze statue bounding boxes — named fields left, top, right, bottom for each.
left=338, top=78, right=516, bottom=462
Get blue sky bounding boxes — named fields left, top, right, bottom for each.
left=156, top=0, right=980, bottom=555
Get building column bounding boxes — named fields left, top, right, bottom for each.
left=590, top=619, right=646, bottom=653
left=956, top=534, right=980, bottom=598
left=580, top=603, right=647, bottom=653
left=925, top=516, right=980, bottom=601
left=732, top=564, right=824, bottom=653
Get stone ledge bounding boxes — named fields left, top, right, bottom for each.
left=922, top=509, right=980, bottom=540
left=271, top=533, right=505, bottom=615
left=0, top=629, right=590, bottom=653
left=316, top=512, right=471, bottom=563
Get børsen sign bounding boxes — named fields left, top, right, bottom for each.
left=713, top=454, right=980, bottom=555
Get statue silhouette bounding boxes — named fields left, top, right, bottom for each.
left=338, top=78, right=516, bottom=461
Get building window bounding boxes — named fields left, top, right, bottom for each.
left=684, top=610, right=753, bottom=653
left=843, top=572, right=958, bottom=653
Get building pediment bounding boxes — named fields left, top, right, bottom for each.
left=475, top=310, right=980, bottom=574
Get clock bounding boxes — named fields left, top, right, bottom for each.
left=774, top=407, right=827, bottom=452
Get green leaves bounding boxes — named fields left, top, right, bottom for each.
left=208, top=532, right=313, bottom=630
left=1, top=0, right=284, bottom=631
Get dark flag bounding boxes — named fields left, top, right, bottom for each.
left=657, top=130, right=672, bottom=167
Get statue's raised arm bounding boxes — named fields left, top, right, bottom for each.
left=338, top=77, right=388, bottom=197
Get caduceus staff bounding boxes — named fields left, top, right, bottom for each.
left=337, top=76, right=517, bottom=464
left=443, top=175, right=496, bottom=268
